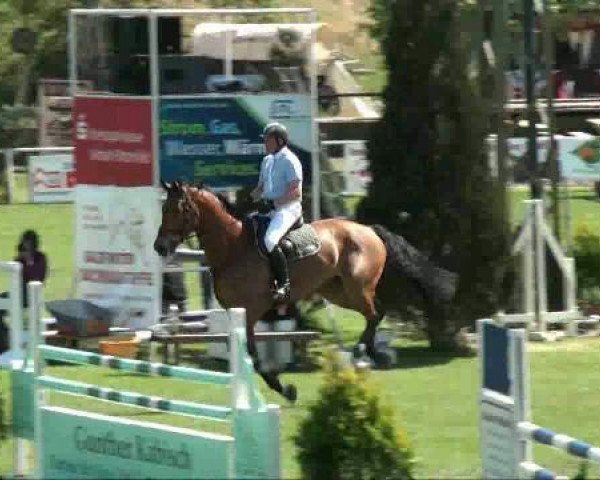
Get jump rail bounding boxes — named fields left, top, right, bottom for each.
left=479, top=318, right=600, bottom=480
left=11, top=281, right=280, bottom=479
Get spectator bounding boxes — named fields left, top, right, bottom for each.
left=0, top=230, right=48, bottom=354
left=15, top=230, right=48, bottom=308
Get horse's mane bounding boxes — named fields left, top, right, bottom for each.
left=194, top=183, right=242, bottom=219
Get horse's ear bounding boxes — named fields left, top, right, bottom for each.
left=160, top=180, right=170, bottom=191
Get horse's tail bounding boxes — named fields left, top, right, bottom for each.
left=371, top=224, right=458, bottom=307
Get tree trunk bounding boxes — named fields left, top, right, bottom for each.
left=425, top=303, right=473, bottom=354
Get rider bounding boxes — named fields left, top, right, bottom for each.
left=250, top=122, right=303, bottom=303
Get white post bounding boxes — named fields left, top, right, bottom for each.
left=149, top=10, right=164, bottom=325
left=29, top=281, right=45, bottom=479
left=522, top=225, right=535, bottom=316
left=5, top=149, right=15, bottom=205
left=533, top=200, right=548, bottom=333
left=8, top=262, right=23, bottom=363
left=149, top=10, right=160, bottom=190
left=309, top=9, right=320, bottom=221
left=68, top=11, right=77, bottom=96
left=509, top=328, right=532, bottom=471
left=229, top=308, right=250, bottom=410
left=565, top=257, right=578, bottom=336
left=225, top=15, right=233, bottom=79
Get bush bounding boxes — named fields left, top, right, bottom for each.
left=573, top=225, right=600, bottom=295
left=0, top=105, right=38, bottom=149
left=295, top=350, right=414, bottom=480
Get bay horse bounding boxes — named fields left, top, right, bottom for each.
left=153, top=181, right=458, bottom=402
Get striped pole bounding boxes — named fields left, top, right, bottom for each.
left=37, top=375, right=232, bottom=420
left=480, top=319, right=600, bottom=479
left=519, top=422, right=600, bottom=464
left=519, top=461, right=567, bottom=480
left=39, top=345, right=232, bottom=385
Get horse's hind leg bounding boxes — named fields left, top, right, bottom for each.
left=358, top=309, right=386, bottom=358
left=356, top=299, right=386, bottom=359
left=245, top=315, right=297, bottom=403
left=337, top=278, right=385, bottom=359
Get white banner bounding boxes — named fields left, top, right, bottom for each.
left=75, top=185, right=161, bottom=329
left=488, top=135, right=600, bottom=181
left=342, top=141, right=370, bottom=195
left=29, top=154, right=75, bottom=203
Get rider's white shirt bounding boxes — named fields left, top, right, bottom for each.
left=258, top=146, right=303, bottom=252
left=259, top=146, right=303, bottom=201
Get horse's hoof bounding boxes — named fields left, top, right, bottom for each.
left=282, top=384, right=297, bottom=403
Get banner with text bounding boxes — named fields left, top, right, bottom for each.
left=74, top=96, right=153, bottom=186
left=41, top=407, right=233, bottom=479
left=29, top=153, right=76, bottom=203
left=75, top=185, right=161, bottom=329
left=159, top=95, right=312, bottom=188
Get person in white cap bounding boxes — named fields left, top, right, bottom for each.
left=250, top=122, right=303, bottom=302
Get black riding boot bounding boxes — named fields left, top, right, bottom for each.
left=267, top=245, right=290, bottom=303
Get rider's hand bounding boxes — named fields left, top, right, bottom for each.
left=250, top=187, right=261, bottom=202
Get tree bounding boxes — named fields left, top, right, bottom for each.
left=357, top=0, right=512, bottom=350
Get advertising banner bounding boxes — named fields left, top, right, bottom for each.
left=38, top=79, right=93, bottom=147
left=558, top=137, right=600, bottom=180
left=29, top=153, right=76, bottom=203
left=74, top=96, right=153, bottom=186
left=159, top=94, right=312, bottom=188
left=41, top=407, right=233, bottom=479
left=489, top=136, right=600, bottom=181
left=75, top=185, right=161, bottom=329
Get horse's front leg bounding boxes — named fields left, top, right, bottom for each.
left=246, top=319, right=297, bottom=403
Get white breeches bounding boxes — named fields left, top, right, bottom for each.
left=264, top=201, right=302, bottom=252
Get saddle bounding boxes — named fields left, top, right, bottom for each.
left=246, top=213, right=321, bottom=261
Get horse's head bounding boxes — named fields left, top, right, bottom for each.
left=154, top=181, right=198, bottom=257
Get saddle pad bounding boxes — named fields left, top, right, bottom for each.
left=248, top=215, right=321, bottom=262
left=282, top=224, right=321, bottom=262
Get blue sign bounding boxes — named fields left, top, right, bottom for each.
left=159, top=97, right=312, bottom=189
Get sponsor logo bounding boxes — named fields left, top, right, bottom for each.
left=76, top=114, right=88, bottom=140
left=209, top=119, right=241, bottom=135
left=269, top=99, right=300, bottom=119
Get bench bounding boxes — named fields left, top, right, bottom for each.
left=151, top=330, right=321, bottom=367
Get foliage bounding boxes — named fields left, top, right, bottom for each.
left=0, top=105, right=37, bottom=148
left=1, top=0, right=278, bottom=106
left=573, top=224, right=600, bottom=298
left=0, top=0, right=91, bottom=105
left=295, top=349, right=414, bottom=480
left=357, top=0, right=512, bottom=349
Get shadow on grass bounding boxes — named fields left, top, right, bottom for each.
left=388, top=345, right=474, bottom=370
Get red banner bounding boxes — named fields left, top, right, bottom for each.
left=74, top=97, right=153, bottom=186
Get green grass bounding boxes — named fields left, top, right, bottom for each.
left=509, top=185, right=600, bottom=255
left=2, top=340, right=600, bottom=478
left=2, top=184, right=600, bottom=478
